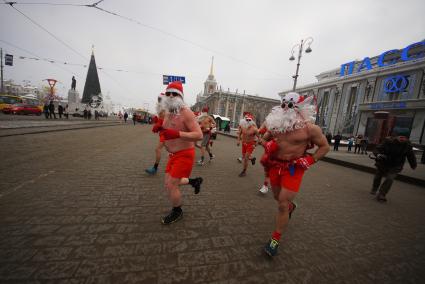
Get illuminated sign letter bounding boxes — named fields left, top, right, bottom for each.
left=340, top=61, right=355, bottom=76
left=357, top=57, right=372, bottom=73
left=401, top=41, right=425, bottom=61
left=377, top=49, right=399, bottom=67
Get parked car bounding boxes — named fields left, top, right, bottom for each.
left=3, top=103, right=42, bottom=115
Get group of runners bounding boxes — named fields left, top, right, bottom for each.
left=144, top=81, right=330, bottom=257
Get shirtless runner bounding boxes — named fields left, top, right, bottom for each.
left=237, top=112, right=258, bottom=177
left=157, top=81, right=204, bottom=224
left=261, top=92, right=329, bottom=256
left=197, top=107, right=216, bottom=165
left=146, top=93, right=166, bottom=175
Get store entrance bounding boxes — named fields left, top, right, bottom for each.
left=365, top=112, right=413, bottom=145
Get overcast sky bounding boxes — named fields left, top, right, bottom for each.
left=1, top=0, right=424, bottom=111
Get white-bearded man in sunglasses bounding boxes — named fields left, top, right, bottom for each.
left=157, top=81, right=204, bottom=224
left=237, top=112, right=259, bottom=177
left=260, top=92, right=329, bottom=257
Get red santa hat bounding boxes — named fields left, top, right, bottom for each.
left=244, top=112, right=254, bottom=120
left=166, top=81, right=184, bottom=98
left=193, top=111, right=200, bottom=116
left=202, top=106, right=209, bottom=113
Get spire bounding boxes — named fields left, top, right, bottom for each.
left=81, top=48, right=102, bottom=104
left=209, top=56, right=214, bottom=76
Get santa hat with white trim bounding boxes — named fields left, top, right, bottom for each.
left=166, top=81, right=184, bottom=98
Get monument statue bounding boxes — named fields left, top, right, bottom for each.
left=71, top=76, right=76, bottom=90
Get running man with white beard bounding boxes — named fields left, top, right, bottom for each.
left=237, top=112, right=258, bottom=177
left=261, top=92, right=330, bottom=257
left=157, top=81, right=204, bottom=224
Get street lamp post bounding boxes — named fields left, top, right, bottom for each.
left=289, top=37, right=313, bottom=91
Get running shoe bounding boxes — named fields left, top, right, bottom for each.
left=197, top=159, right=205, bottom=166
left=237, top=157, right=242, bottom=163
left=376, top=194, right=387, bottom=203
left=161, top=209, right=183, bottom=224
left=238, top=171, right=246, bottom=177
left=259, top=185, right=269, bottom=194
left=251, top=157, right=256, bottom=165
left=191, top=177, right=203, bottom=194
left=209, top=154, right=215, bottom=162
left=264, top=238, right=279, bottom=257
left=145, top=167, right=157, bottom=175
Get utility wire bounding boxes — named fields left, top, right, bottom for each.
left=2, top=1, right=87, bottom=6
left=5, top=3, right=142, bottom=98
left=8, top=4, right=89, bottom=61
left=4, top=0, right=285, bottom=79
left=0, top=39, right=79, bottom=77
left=91, top=5, right=285, bottom=78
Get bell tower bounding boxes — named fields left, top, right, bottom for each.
left=203, top=56, right=217, bottom=96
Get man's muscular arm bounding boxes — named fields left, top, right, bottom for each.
left=309, top=124, right=330, bottom=161
left=237, top=126, right=242, bottom=146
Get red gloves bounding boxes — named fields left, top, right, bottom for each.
left=160, top=129, right=181, bottom=140
left=152, top=124, right=163, bottom=133
left=294, top=155, right=315, bottom=170
left=264, top=140, right=279, bottom=155
left=258, top=127, right=267, bottom=135
left=151, top=118, right=164, bottom=133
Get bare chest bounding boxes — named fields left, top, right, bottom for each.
left=276, top=128, right=310, bottom=146
left=164, top=113, right=186, bottom=131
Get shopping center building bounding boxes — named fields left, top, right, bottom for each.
left=279, top=40, right=425, bottom=146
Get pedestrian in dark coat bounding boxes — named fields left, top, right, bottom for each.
left=48, top=101, right=56, bottom=119
left=371, top=130, right=417, bottom=202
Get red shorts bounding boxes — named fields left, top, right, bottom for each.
left=242, top=141, right=256, bottom=155
left=269, top=165, right=305, bottom=192
left=165, top=148, right=195, bottom=178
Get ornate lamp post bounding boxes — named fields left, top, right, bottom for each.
left=289, top=37, right=314, bottom=91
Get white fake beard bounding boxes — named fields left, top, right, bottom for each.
left=265, top=107, right=307, bottom=133
left=239, top=119, right=256, bottom=129
left=163, top=96, right=186, bottom=113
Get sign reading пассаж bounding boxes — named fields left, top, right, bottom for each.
left=340, top=41, right=425, bottom=77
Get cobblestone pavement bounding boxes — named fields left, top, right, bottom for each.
left=0, top=124, right=424, bottom=283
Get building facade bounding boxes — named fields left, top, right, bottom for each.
left=279, top=40, right=425, bottom=146
left=192, top=59, right=280, bottom=128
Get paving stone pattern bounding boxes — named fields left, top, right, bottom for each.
left=0, top=124, right=424, bottom=283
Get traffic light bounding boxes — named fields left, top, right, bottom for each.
left=5, top=54, right=13, bottom=66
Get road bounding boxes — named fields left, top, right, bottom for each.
left=0, top=124, right=424, bottom=283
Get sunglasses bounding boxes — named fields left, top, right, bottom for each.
left=281, top=101, right=295, bottom=109
left=165, top=92, right=180, bottom=97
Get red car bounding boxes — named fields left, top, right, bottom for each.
left=3, top=103, right=42, bottom=115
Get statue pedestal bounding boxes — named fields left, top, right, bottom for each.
left=68, top=89, right=80, bottom=104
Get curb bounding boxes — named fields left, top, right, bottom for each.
left=0, top=123, right=123, bottom=138
left=218, top=133, right=425, bottom=188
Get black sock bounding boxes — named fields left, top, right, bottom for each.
left=153, top=163, right=159, bottom=170
left=188, top=178, right=197, bottom=186
left=173, top=206, right=182, bottom=213
left=201, top=156, right=204, bottom=162
left=209, top=153, right=213, bottom=158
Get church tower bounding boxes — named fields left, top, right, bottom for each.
left=203, top=56, right=217, bottom=96
left=82, top=46, right=102, bottom=104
